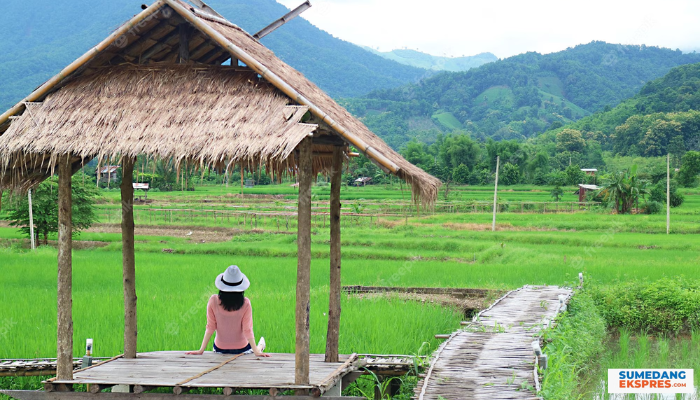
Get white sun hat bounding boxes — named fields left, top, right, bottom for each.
left=215, top=265, right=250, bottom=292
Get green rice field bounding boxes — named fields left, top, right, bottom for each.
left=1, top=183, right=699, bottom=398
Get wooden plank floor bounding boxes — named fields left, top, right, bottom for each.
left=415, top=285, right=573, bottom=400
left=51, top=352, right=353, bottom=391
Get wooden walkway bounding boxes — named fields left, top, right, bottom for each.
left=415, top=285, right=573, bottom=400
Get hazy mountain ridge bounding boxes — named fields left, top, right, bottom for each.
left=364, top=47, right=498, bottom=72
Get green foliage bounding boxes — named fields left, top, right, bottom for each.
left=649, top=180, right=685, bottom=207
left=6, top=176, right=99, bottom=244
left=564, top=164, right=586, bottom=186
left=556, top=129, right=585, bottom=153
left=347, top=42, right=700, bottom=148
left=550, top=185, right=563, bottom=202
left=540, top=293, right=607, bottom=400
left=452, top=164, right=470, bottom=184
left=677, top=150, right=700, bottom=187
left=499, top=162, right=520, bottom=185
left=644, top=200, right=663, bottom=214
left=543, top=63, right=700, bottom=159
left=589, top=278, right=700, bottom=333
left=597, top=166, right=650, bottom=214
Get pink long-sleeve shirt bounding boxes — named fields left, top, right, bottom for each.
left=206, top=295, right=254, bottom=350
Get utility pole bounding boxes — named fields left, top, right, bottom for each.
left=492, top=156, right=500, bottom=232
left=28, top=189, right=35, bottom=250
left=667, top=153, right=670, bottom=235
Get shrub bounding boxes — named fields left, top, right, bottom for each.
left=589, top=278, right=700, bottom=333
left=643, top=200, right=663, bottom=214
left=649, top=181, right=685, bottom=207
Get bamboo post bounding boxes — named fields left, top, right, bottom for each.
left=120, top=158, right=137, bottom=359
left=325, top=147, right=342, bottom=363
left=492, top=156, right=500, bottom=232
left=295, top=137, right=312, bottom=391
left=57, top=157, right=73, bottom=381
left=28, top=189, right=36, bottom=250
left=667, top=153, right=670, bottom=235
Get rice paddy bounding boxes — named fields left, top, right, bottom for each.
left=1, top=183, right=699, bottom=398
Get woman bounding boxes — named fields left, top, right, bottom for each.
left=186, top=265, right=270, bottom=357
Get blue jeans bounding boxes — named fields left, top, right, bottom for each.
left=213, top=343, right=252, bottom=354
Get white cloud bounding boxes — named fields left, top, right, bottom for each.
left=277, top=0, right=700, bottom=58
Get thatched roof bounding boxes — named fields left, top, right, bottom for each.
left=0, top=65, right=316, bottom=190
left=0, top=0, right=440, bottom=203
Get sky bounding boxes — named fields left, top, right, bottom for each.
left=277, top=0, right=700, bottom=59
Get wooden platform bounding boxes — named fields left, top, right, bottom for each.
left=48, top=352, right=360, bottom=395
left=415, top=285, right=573, bottom=400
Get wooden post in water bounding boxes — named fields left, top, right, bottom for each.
left=325, top=147, right=342, bottom=363
left=492, top=156, right=500, bottom=232
left=57, top=156, right=73, bottom=380
left=667, top=153, right=670, bottom=235
left=121, top=158, right=137, bottom=358
left=295, top=137, right=312, bottom=391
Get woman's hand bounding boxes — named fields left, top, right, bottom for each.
left=186, top=349, right=205, bottom=355
left=254, top=352, right=271, bottom=358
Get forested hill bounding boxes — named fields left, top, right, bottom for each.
left=535, top=62, right=700, bottom=158
left=0, top=0, right=428, bottom=111
left=342, top=41, right=700, bottom=149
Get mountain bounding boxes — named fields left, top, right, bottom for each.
left=0, top=0, right=428, bottom=111
left=364, top=48, right=497, bottom=72
left=342, top=41, right=700, bottom=149
left=536, top=62, right=700, bottom=157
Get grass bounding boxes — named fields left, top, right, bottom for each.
left=431, top=111, right=463, bottom=130
left=2, top=182, right=700, bottom=399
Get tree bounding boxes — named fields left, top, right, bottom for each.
left=550, top=185, right=563, bottom=202
left=565, top=164, right=586, bottom=186
left=677, top=151, right=700, bottom=187
left=401, top=140, right=433, bottom=169
left=597, top=166, right=650, bottom=214
left=649, top=181, right=684, bottom=207
left=500, top=163, right=521, bottom=185
left=556, top=129, right=586, bottom=153
left=439, top=133, right=480, bottom=171
left=452, top=164, right=470, bottom=184
left=7, top=175, right=99, bottom=245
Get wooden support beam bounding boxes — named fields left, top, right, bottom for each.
left=178, top=24, right=191, bottom=63
left=121, top=159, right=137, bottom=359
left=311, top=135, right=347, bottom=147
left=140, top=30, right=180, bottom=62
left=57, top=157, right=73, bottom=381
left=325, top=147, right=342, bottom=363
left=295, top=137, right=313, bottom=392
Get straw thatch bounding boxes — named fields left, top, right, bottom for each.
left=0, top=0, right=440, bottom=204
left=0, top=65, right=317, bottom=191
left=191, top=7, right=440, bottom=204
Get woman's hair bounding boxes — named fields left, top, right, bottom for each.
left=218, top=290, right=245, bottom=312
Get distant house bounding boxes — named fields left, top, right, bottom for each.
left=581, top=168, right=597, bottom=176
left=97, top=166, right=119, bottom=182
left=354, top=177, right=372, bottom=186
left=578, top=184, right=600, bottom=202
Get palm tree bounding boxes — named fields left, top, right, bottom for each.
left=597, top=165, right=649, bottom=214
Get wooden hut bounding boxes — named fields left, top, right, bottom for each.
left=0, top=1, right=439, bottom=399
